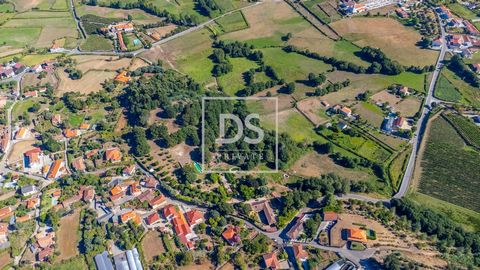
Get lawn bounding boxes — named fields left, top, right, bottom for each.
left=80, top=35, right=114, bottom=51
left=217, top=57, right=259, bottom=96
left=177, top=48, right=215, bottom=86
left=419, top=116, right=480, bottom=212
left=216, top=11, right=249, bottom=33
left=260, top=47, right=331, bottom=82
left=12, top=98, right=37, bottom=120
left=68, top=114, right=85, bottom=128
left=408, top=192, right=480, bottom=232
left=354, top=102, right=384, bottom=127
left=51, top=256, right=88, bottom=270
left=435, top=74, right=462, bottom=103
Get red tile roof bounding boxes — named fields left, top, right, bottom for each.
left=145, top=212, right=160, bottom=225
left=323, top=211, right=338, bottom=221
left=185, top=209, right=204, bottom=226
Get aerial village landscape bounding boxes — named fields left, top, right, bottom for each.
left=0, top=0, right=479, bottom=269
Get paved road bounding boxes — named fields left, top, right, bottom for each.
left=394, top=14, right=447, bottom=199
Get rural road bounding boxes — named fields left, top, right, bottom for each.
left=394, top=13, right=447, bottom=199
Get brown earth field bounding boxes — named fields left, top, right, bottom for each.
left=296, top=98, right=330, bottom=126
left=56, top=70, right=116, bottom=96
left=290, top=151, right=375, bottom=181
left=142, top=231, right=166, bottom=263
left=21, top=71, right=57, bottom=89
left=8, top=140, right=36, bottom=164
left=0, top=251, right=11, bottom=269
left=371, top=91, right=422, bottom=117
left=55, top=208, right=81, bottom=262
left=72, top=55, right=132, bottom=73
left=330, top=17, right=438, bottom=66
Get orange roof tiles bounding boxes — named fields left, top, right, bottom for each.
left=323, top=211, right=338, bottom=221
left=105, top=148, right=122, bottom=162
left=347, top=228, right=367, bottom=243
left=293, top=244, right=308, bottom=260
left=263, top=252, right=279, bottom=269
left=120, top=211, right=141, bottom=225
left=185, top=209, right=204, bottom=226
left=145, top=212, right=160, bottom=225
left=114, top=70, right=131, bottom=83
left=36, top=232, right=55, bottom=248
left=26, top=197, right=39, bottom=209
left=47, top=160, right=63, bottom=179
left=148, top=194, right=166, bottom=208
left=0, top=207, right=12, bottom=219
left=79, top=123, right=90, bottom=130
left=110, top=186, right=123, bottom=196
left=24, top=147, right=41, bottom=165
left=64, top=129, right=78, bottom=138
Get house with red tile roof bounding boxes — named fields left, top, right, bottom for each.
left=71, top=157, right=86, bottom=172
left=37, top=246, right=54, bottom=261
left=263, top=252, right=280, bottom=269
left=249, top=200, right=276, bottom=226
left=222, top=225, right=241, bottom=246
left=347, top=228, right=368, bottom=243
left=142, top=177, right=157, bottom=188
left=47, top=160, right=65, bottom=179
left=145, top=212, right=160, bottom=225
left=26, top=197, right=40, bottom=209
left=149, top=194, right=167, bottom=209
left=162, top=204, right=196, bottom=249
left=137, top=190, right=154, bottom=202
left=0, top=207, right=13, bottom=220
left=83, top=187, right=95, bottom=202
left=36, top=232, right=55, bottom=249
left=122, top=165, right=136, bottom=177
left=185, top=209, right=204, bottom=226
left=105, top=148, right=122, bottom=163
left=24, top=148, right=42, bottom=168
left=120, top=211, right=142, bottom=225
left=293, top=244, right=308, bottom=261
left=63, top=128, right=79, bottom=138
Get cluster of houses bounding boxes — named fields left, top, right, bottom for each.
left=101, top=22, right=135, bottom=52
left=0, top=62, right=24, bottom=80
left=324, top=103, right=353, bottom=118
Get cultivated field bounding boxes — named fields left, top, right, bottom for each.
left=76, top=5, right=163, bottom=24
left=353, top=102, right=384, bottom=127
left=55, top=209, right=81, bottom=262
left=21, top=71, right=58, bottom=89
left=72, top=55, right=131, bottom=73
left=435, top=73, right=462, bottom=103
left=290, top=151, right=375, bottom=181
left=56, top=70, right=116, bottom=96
left=330, top=17, right=438, bottom=66
left=296, top=98, right=330, bottom=126
left=370, top=91, right=422, bottom=117
left=419, top=116, right=480, bottom=212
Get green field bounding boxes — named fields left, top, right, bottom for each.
left=319, top=127, right=392, bottom=163
left=177, top=48, right=215, bottom=86
left=419, top=115, right=480, bottom=213
left=12, top=99, right=38, bottom=120
left=389, top=147, right=410, bottom=191
left=444, top=113, right=480, bottom=149
left=0, top=27, right=42, bottom=47
left=19, top=53, right=62, bottom=65
left=435, top=74, right=462, bottom=102
left=51, top=256, right=88, bottom=270
left=217, top=57, right=259, bottom=96
left=80, top=35, right=113, bottom=51
left=442, top=68, right=480, bottom=108
left=261, top=47, right=331, bottom=82
left=216, top=11, right=249, bottom=33
left=0, top=11, right=78, bottom=48
left=447, top=3, right=479, bottom=20
left=0, top=3, right=14, bottom=12
left=409, top=192, right=480, bottom=232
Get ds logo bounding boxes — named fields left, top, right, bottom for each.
left=217, top=113, right=264, bottom=145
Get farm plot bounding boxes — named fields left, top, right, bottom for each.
left=296, top=98, right=330, bottom=126
left=21, top=71, right=58, bottom=89
left=441, top=68, right=480, bottom=107
left=217, top=58, right=259, bottom=96
left=142, top=231, right=166, bottom=263
left=435, top=74, right=462, bottom=103
left=353, top=102, right=384, bottom=127
left=56, top=70, right=116, bottom=96
left=76, top=4, right=163, bottom=24
left=318, top=128, right=392, bottom=163
left=444, top=113, right=480, bottom=149
left=291, top=151, right=376, bottom=181
left=221, top=0, right=313, bottom=48
left=330, top=17, right=438, bottom=66
left=1, top=11, right=78, bottom=48
left=419, top=116, right=480, bottom=212
left=215, top=11, right=249, bottom=33
left=260, top=47, right=331, bottom=82
left=262, top=108, right=322, bottom=143
left=80, top=35, right=114, bottom=51
left=322, top=71, right=425, bottom=105
left=55, top=209, right=81, bottom=262
left=72, top=55, right=131, bottom=72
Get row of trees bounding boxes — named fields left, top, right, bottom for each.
left=313, top=79, right=350, bottom=96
